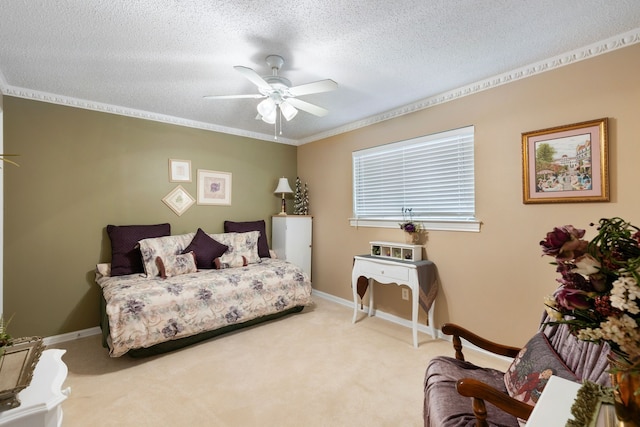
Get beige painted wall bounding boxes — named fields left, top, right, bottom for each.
left=3, top=97, right=297, bottom=337
left=299, top=44, right=640, bottom=347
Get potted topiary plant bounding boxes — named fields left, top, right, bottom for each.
left=0, top=154, right=19, bottom=168
left=0, top=314, right=13, bottom=357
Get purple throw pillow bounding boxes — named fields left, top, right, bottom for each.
left=106, top=223, right=170, bottom=276
left=182, top=228, right=228, bottom=269
left=223, top=220, right=270, bottom=258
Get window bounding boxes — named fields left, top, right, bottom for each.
left=352, top=126, right=479, bottom=232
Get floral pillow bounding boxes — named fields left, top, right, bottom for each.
left=156, top=251, right=197, bottom=279
left=138, top=233, right=195, bottom=278
left=217, top=231, right=261, bottom=265
left=224, top=220, right=271, bottom=258
left=504, top=332, right=579, bottom=406
left=214, top=254, right=248, bottom=269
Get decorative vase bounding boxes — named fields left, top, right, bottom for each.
left=609, top=356, right=640, bottom=426
left=404, top=232, right=418, bottom=244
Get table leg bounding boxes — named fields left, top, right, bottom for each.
left=412, top=285, right=419, bottom=348
left=428, top=304, right=436, bottom=339
left=352, top=271, right=359, bottom=323
left=367, top=278, right=374, bottom=317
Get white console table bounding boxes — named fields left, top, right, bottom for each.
left=351, top=255, right=437, bottom=347
left=0, top=349, right=70, bottom=427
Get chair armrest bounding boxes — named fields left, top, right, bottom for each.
left=456, top=378, right=534, bottom=422
left=441, top=323, right=521, bottom=361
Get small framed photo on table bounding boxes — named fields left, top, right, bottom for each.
left=168, top=159, right=192, bottom=182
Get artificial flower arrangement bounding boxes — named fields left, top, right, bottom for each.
left=399, top=208, right=422, bottom=233
left=540, top=217, right=640, bottom=368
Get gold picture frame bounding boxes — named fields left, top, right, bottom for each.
left=162, top=185, right=195, bottom=216
left=0, top=336, right=45, bottom=410
left=197, top=170, right=232, bottom=206
left=522, top=118, right=609, bottom=204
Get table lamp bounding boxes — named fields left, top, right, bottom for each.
left=274, top=177, right=293, bottom=215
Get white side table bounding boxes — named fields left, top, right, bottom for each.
left=351, top=255, right=437, bottom=347
left=0, top=349, right=70, bottom=427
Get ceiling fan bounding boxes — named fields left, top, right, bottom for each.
left=204, top=55, right=338, bottom=125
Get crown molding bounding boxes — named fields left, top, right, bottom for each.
left=299, top=27, right=640, bottom=145
left=0, top=85, right=298, bottom=146
left=1, top=27, right=638, bottom=146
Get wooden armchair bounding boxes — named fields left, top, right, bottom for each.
left=442, top=323, right=533, bottom=425
left=423, top=318, right=611, bottom=427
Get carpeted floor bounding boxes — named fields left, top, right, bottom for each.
left=52, top=297, right=510, bottom=426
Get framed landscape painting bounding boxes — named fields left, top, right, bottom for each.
left=521, top=118, right=609, bottom=204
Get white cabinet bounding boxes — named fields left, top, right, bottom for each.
left=272, top=216, right=312, bottom=278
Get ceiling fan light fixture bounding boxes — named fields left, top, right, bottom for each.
left=261, top=109, right=277, bottom=124
left=257, top=98, right=276, bottom=118
left=280, top=101, right=298, bottom=121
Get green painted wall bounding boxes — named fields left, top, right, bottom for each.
left=3, top=96, right=297, bottom=337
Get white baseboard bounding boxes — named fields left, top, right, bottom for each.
left=312, top=289, right=439, bottom=337
left=311, top=289, right=514, bottom=363
left=43, top=326, right=101, bottom=346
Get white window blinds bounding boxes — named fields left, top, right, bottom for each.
left=353, top=126, right=475, bottom=221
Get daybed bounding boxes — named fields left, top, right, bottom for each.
left=97, top=221, right=313, bottom=357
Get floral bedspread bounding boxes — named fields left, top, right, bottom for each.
left=97, top=258, right=313, bottom=357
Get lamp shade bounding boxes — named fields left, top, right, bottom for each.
left=279, top=101, right=298, bottom=121
left=257, top=98, right=276, bottom=117
left=274, top=177, right=293, bottom=194
left=261, top=109, right=277, bottom=124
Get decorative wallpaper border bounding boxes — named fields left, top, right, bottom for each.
left=1, top=28, right=638, bottom=145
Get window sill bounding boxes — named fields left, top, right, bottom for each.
left=349, top=218, right=481, bottom=232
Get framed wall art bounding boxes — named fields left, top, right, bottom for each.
left=162, top=185, right=195, bottom=216
left=168, top=159, right=192, bottom=182
left=197, top=169, right=232, bottom=206
left=522, top=118, right=609, bottom=204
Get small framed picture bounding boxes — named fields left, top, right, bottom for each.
left=162, top=185, right=195, bottom=216
left=197, top=169, right=232, bottom=206
left=521, top=118, right=609, bottom=204
left=169, top=159, right=192, bottom=182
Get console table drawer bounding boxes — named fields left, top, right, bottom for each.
left=360, top=263, right=409, bottom=282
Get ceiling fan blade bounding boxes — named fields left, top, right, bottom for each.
left=203, top=94, right=264, bottom=99
left=285, top=98, right=329, bottom=117
left=234, top=66, right=272, bottom=91
left=288, top=79, right=338, bottom=97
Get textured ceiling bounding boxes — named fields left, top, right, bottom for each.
left=1, top=1, right=640, bottom=144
